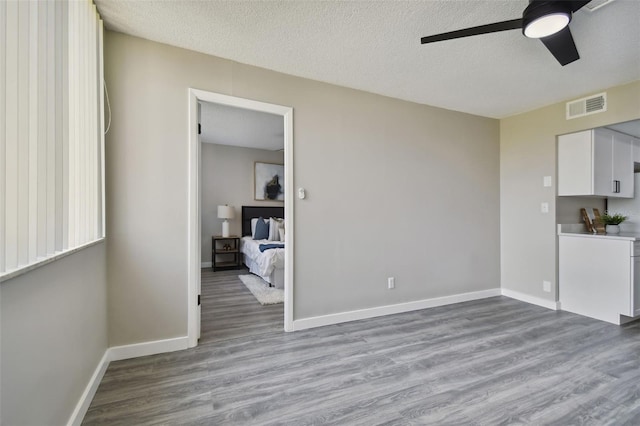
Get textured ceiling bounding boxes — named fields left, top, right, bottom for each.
left=200, top=102, right=284, bottom=151
left=96, top=0, right=640, bottom=118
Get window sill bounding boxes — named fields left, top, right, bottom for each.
left=0, top=238, right=105, bottom=283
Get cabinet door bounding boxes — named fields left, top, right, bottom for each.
left=593, top=128, right=614, bottom=197
left=633, top=138, right=640, bottom=164
left=612, top=132, right=633, bottom=198
left=634, top=256, right=640, bottom=317
left=558, top=130, right=594, bottom=196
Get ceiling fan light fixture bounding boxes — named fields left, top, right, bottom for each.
left=420, top=0, right=590, bottom=66
left=524, top=12, right=571, bottom=38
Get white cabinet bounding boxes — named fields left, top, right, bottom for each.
left=634, top=255, right=640, bottom=317
left=559, top=234, right=639, bottom=324
left=633, top=138, right=640, bottom=164
left=558, top=128, right=634, bottom=198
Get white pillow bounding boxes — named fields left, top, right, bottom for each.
left=251, top=218, right=268, bottom=238
left=279, top=227, right=285, bottom=242
left=269, top=217, right=284, bottom=241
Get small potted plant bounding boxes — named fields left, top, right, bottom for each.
left=599, top=212, right=628, bottom=234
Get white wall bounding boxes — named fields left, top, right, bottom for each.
left=0, top=243, right=107, bottom=425
left=201, top=143, right=284, bottom=263
left=500, top=80, right=640, bottom=302
left=104, top=31, right=500, bottom=345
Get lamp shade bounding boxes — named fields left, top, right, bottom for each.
left=217, top=205, right=235, bottom=220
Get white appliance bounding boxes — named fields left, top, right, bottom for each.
left=609, top=173, right=640, bottom=233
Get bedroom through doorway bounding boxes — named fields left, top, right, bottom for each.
left=187, top=89, right=294, bottom=347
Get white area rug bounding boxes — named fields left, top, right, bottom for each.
left=238, top=274, right=284, bottom=305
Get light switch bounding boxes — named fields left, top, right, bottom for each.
left=543, top=176, right=552, bottom=187
left=541, top=202, right=549, bottom=213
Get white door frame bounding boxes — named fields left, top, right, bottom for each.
left=187, top=88, right=294, bottom=347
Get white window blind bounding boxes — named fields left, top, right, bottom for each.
left=1, top=0, right=104, bottom=280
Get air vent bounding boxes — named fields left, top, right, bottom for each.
left=584, top=0, right=616, bottom=12
left=566, top=92, right=607, bottom=120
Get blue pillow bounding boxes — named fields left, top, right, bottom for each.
left=254, top=217, right=270, bottom=240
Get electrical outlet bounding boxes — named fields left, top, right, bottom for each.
left=541, top=202, right=549, bottom=213
left=543, top=176, right=552, bottom=187
left=543, top=280, right=551, bottom=292
left=388, top=277, right=395, bottom=289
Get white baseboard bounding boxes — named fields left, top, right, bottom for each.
left=292, top=288, right=501, bottom=331
left=66, top=351, right=110, bottom=426
left=67, top=336, right=190, bottom=425
left=107, top=336, right=189, bottom=362
left=201, top=261, right=212, bottom=268
left=501, top=288, right=560, bottom=310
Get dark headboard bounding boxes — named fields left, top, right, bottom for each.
left=241, top=206, right=284, bottom=237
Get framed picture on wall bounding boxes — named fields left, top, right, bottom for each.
left=254, top=162, right=284, bottom=201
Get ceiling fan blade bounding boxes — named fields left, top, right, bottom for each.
left=540, top=26, right=580, bottom=66
left=421, top=19, right=522, bottom=44
left=569, top=0, right=592, bottom=12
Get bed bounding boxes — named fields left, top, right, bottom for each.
left=240, top=206, right=285, bottom=289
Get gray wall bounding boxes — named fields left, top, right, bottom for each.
left=0, top=243, right=107, bottom=425
left=500, top=80, right=640, bottom=302
left=201, top=143, right=284, bottom=263
left=104, top=31, right=500, bottom=345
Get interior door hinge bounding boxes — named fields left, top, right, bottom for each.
left=198, top=123, right=201, bottom=135
left=198, top=294, right=201, bottom=306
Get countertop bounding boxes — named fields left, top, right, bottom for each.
left=558, top=231, right=640, bottom=241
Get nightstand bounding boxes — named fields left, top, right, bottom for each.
left=212, top=236, right=241, bottom=271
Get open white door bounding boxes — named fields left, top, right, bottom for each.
left=187, top=88, right=294, bottom=347
left=196, top=101, right=202, bottom=340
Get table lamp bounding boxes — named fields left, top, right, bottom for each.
left=217, top=205, right=234, bottom=237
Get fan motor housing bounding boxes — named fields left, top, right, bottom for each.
left=522, top=1, right=573, bottom=38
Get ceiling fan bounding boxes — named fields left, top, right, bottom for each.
left=420, top=0, right=591, bottom=66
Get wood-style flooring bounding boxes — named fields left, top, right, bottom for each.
left=83, top=271, right=640, bottom=425
left=199, top=268, right=283, bottom=344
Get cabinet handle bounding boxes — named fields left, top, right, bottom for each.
left=612, top=180, right=621, bottom=193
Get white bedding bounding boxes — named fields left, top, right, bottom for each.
left=240, top=236, right=285, bottom=278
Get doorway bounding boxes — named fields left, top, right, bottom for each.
left=187, top=89, right=294, bottom=347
